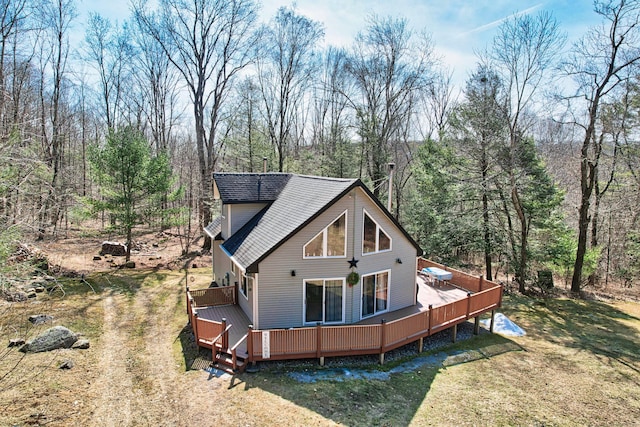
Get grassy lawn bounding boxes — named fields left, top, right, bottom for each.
left=1, top=268, right=638, bottom=426
left=227, top=294, right=640, bottom=426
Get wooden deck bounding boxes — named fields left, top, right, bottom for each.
left=187, top=258, right=503, bottom=367
left=195, top=304, right=251, bottom=356
left=194, top=273, right=471, bottom=349
left=357, top=272, right=469, bottom=325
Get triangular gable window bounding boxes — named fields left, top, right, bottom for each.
left=304, top=211, right=347, bottom=258
left=362, top=210, right=391, bottom=254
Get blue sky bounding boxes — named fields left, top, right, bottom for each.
left=77, top=0, right=601, bottom=85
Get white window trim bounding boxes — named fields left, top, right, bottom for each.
left=302, top=278, right=346, bottom=325
left=239, top=272, right=251, bottom=300
left=362, top=209, right=392, bottom=256
left=360, top=269, right=391, bottom=320
left=302, top=210, right=348, bottom=259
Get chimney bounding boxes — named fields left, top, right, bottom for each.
left=387, top=163, right=395, bottom=211
left=263, top=157, right=267, bottom=173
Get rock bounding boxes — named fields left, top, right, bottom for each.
left=100, top=241, right=127, bottom=257
left=27, top=290, right=37, bottom=299
left=34, top=286, right=45, bottom=293
left=6, top=291, right=27, bottom=302
left=8, top=338, right=25, bottom=347
left=192, top=263, right=198, bottom=268
left=20, top=326, right=78, bottom=353
left=28, top=314, right=53, bottom=325
left=124, top=261, right=135, bottom=268
left=59, top=359, right=74, bottom=369
left=72, top=339, right=90, bottom=349
left=93, top=256, right=102, bottom=261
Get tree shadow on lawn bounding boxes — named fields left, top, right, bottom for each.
left=225, top=329, right=521, bottom=427
left=505, top=296, right=640, bottom=372
left=87, top=270, right=170, bottom=297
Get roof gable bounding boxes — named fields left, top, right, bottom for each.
left=217, top=173, right=423, bottom=273
left=221, top=175, right=356, bottom=271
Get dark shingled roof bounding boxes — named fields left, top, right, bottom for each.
left=203, top=216, right=222, bottom=239
left=214, top=173, right=423, bottom=273
left=221, top=174, right=356, bottom=272
left=213, top=173, right=291, bottom=203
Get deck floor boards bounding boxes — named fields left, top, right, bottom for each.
left=195, top=273, right=470, bottom=338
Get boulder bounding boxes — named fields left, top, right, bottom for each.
left=72, top=339, right=90, bottom=349
left=8, top=338, right=25, bottom=347
left=6, top=291, right=27, bottom=302
left=59, top=359, right=74, bottom=369
left=100, top=241, right=127, bottom=257
left=28, top=314, right=53, bottom=325
left=20, top=326, right=78, bottom=353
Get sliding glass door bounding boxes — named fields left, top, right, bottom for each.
left=305, top=279, right=344, bottom=324
left=362, top=271, right=389, bottom=318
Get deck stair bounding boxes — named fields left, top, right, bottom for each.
left=213, top=343, right=248, bottom=374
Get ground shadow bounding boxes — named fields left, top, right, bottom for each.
left=212, top=323, right=520, bottom=427
left=505, top=296, right=640, bottom=372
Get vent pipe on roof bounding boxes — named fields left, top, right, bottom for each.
left=263, top=157, right=267, bottom=173
left=387, top=163, right=395, bottom=212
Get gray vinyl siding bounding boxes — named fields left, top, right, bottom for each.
left=255, top=187, right=419, bottom=329
left=230, top=203, right=268, bottom=235
left=237, top=272, right=253, bottom=324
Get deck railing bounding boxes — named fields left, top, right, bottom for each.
left=188, top=258, right=502, bottom=366
left=189, top=285, right=237, bottom=308
left=186, top=286, right=235, bottom=350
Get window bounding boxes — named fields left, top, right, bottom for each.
left=361, top=271, right=389, bottom=318
left=304, top=211, right=347, bottom=258
left=304, top=279, right=344, bottom=324
left=240, top=273, right=251, bottom=299
left=362, top=210, right=391, bottom=254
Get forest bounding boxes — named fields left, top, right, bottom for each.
left=1, top=0, right=639, bottom=295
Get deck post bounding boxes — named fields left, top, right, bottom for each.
left=379, top=319, right=386, bottom=365
left=234, top=282, right=238, bottom=305
left=490, top=309, right=496, bottom=333
left=479, top=275, right=484, bottom=291
left=418, top=337, right=423, bottom=353
left=474, top=316, right=480, bottom=335
left=247, top=325, right=254, bottom=365
left=316, top=323, right=323, bottom=366
left=193, top=311, right=199, bottom=343
left=427, top=305, right=433, bottom=335
left=221, top=318, right=227, bottom=349
left=451, top=323, right=457, bottom=343
left=466, top=292, right=472, bottom=319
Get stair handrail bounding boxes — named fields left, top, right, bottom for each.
left=230, top=332, right=249, bottom=372
left=203, top=322, right=233, bottom=348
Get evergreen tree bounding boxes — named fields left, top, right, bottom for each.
left=89, top=127, right=174, bottom=261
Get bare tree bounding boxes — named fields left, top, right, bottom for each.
left=256, top=6, right=324, bottom=172
left=345, top=15, right=434, bottom=199
left=0, top=0, right=28, bottom=134
left=488, top=11, right=565, bottom=291
left=35, top=0, right=77, bottom=235
left=83, top=13, right=133, bottom=131
left=563, top=0, right=640, bottom=293
left=311, top=47, right=353, bottom=177
left=134, top=0, right=259, bottom=251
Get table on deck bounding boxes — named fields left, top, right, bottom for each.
left=421, top=267, right=453, bottom=284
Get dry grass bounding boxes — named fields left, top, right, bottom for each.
left=1, top=266, right=639, bottom=426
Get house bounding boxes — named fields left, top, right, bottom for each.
left=204, top=172, right=424, bottom=330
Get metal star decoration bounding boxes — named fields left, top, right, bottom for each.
left=348, top=257, right=359, bottom=269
